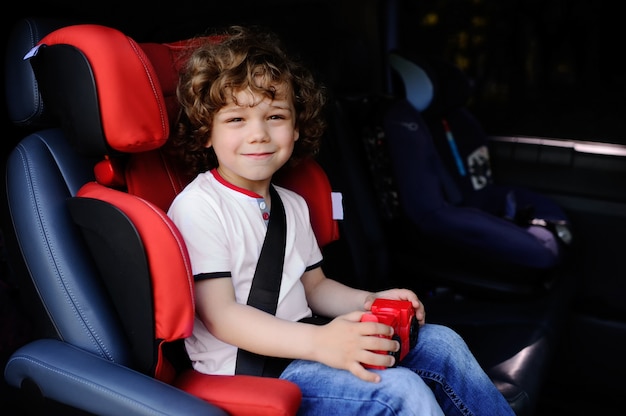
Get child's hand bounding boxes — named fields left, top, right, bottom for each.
left=312, top=311, right=400, bottom=383
left=364, top=289, right=426, bottom=326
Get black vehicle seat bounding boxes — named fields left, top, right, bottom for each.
left=379, top=51, right=574, bottom=296
left=325, top=93, right=574, bottom=416
left=2, top=19, right=341, bottom=416
left=310, top=33, right=576, bottom=416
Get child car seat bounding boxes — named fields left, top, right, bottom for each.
left=313, top=68, right=575, bottom=416
left=3, top=19, right=339, bottom=416
left=381, top=51, right=573, bottom=295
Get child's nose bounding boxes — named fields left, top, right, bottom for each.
left=248, top=120, right=270, bottom=142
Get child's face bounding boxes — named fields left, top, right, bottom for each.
left=208, top=85, right=299, bottom=194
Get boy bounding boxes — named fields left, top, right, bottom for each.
left=168, top=25, right=514, bottom=415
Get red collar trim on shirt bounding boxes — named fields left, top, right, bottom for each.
left=210, top=168, right=263, bottom=198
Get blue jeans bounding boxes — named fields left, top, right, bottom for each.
left=279, top=323, right=515, bottom=416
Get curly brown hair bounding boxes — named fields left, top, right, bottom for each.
left=169, top=25, right=327, bottom=176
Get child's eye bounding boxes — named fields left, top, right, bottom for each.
left=269, top=114, right=286, bottom=120
left=227, top=117, right=243, bottom=123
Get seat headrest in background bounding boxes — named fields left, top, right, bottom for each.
left=389, top=51, right=472, bottom=117
left=388, top=52, right=434, bottom=112
left=421, top=58, right=472, bottom=117
left=5, top=18, right=79, bottom=131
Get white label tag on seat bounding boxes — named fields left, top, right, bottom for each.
left=24, top=44, right=42, bottom=60
left=331, top=192, right=344, bottom=220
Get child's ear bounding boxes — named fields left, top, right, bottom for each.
left=204, top=138, right=212, bottom=148
left=294, top=129, right=300, bottom=142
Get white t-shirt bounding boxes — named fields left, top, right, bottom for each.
left=167, top=169, right=323, bottom=375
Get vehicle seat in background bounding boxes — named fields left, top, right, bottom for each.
left=319, top=81, right=572, bottom=416
left=308, top=30, right=575, bottom=415
left=3, top=20, right=340, bottom=416
left=382, top=51, right=573, bottom=295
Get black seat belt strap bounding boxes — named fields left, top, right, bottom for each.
left=235, top=184, right=286, bottom=376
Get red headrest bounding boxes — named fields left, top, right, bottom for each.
left=275, top=159, right=340, bottom=248
left=36, top=25, right=181, bottom=153
left=36, top=25, right=217, bottom=153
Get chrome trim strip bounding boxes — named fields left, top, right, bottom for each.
left=489, top=136, right=626, bottom=157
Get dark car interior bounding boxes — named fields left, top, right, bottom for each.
left=2, top=1, right=625, bottom=415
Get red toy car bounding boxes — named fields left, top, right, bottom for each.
left=360, top=299, right=419, bottom=369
